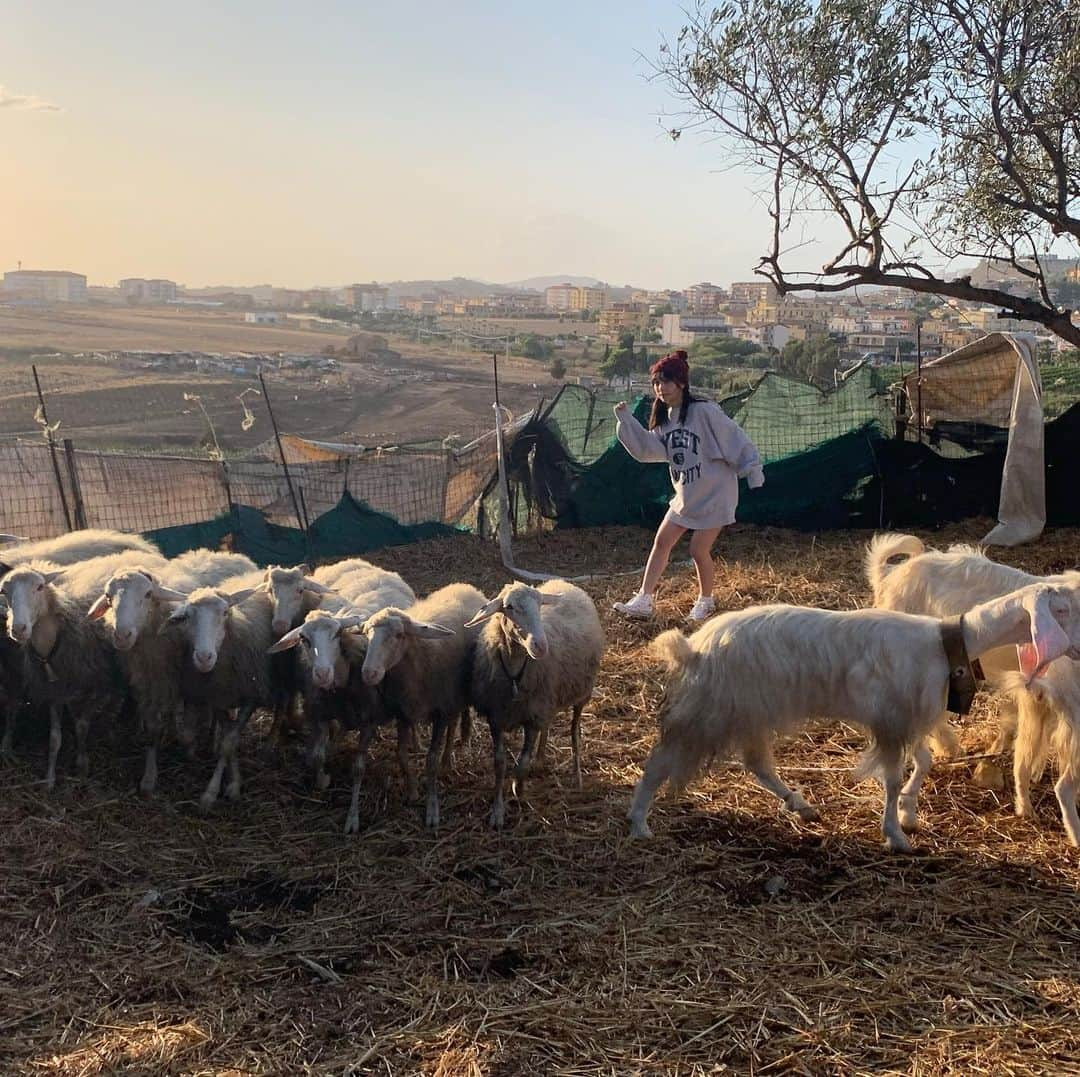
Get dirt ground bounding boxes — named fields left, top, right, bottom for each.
left=3, top=520, right=1080, bottom=1074
left=0, top=307, right=556, bottom=450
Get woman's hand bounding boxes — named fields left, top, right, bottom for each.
left=614, top=401, right=629, bottom=418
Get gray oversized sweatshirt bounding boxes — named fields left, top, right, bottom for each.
left=615, top=399, right=764, bottom=529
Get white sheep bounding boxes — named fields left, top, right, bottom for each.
left=0, top=549, right=169, bottom=787
left=84, top=549, right=258, bottom=794
left=268, top=568, right=416, bottom=833
left=0, top=529, right=159, bottom=575
left=627, top=582, right=1080, bottom=851
left=157, top=576, right=273, bottom=810
left=867, top=532, right=1080, bottom=840
left=261, top=557, right=376, bottom=637
left=465, top=579, right=605, bottom=829
left=355, top=583, right=487, bottom=828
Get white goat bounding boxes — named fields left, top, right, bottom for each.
left=85, top=549, right=258, bottom=794
left=356, top=583, right=486, bottom=828
left=627, top=582, right=1080, bottom=851
left=1, top=550, right=168, bottom=787
left=868, top=532, right=1080, bottom=841
left=466, top=580, right=604, bottom=828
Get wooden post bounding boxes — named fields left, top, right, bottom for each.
left=31, top=366, right=73, bottom=532
left=61, top=439, right=88, bottom=529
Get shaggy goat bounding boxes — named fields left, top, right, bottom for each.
left=627, top=583, right=1080, bottom=851
left=867, top=532, right=1080, bottom=840
left=356, top=583, right=486, bottom=828
left=466, top=580, right=604, bottom=829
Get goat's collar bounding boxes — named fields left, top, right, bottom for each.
left=28, top=628, right=63, bottom=684
left=940, top=615, right=984, bottom=716
left=497, top=644, right=530, bottom=699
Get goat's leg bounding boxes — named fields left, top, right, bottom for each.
left=489, top=720, right=508, bottom=829
left=45, top=704, right=62, bottom=790
left=898, top=740, right=934, bottom=833
left=424, top=713, right=447, bottom=828
left=570, top=704, right=584, bottom=791
left=1054, top=724, right=1080, bottom=846
left=397, top=718, right=418, bottom=801
left=1012, top=693, right=1047, bottom=819
left=877, top=743, right=912, bottom=853
left=627, top=740, right=677, bottom=839
left=743, top=737, right=819, bottom=822
left=344, top=725, right=375, bottom=835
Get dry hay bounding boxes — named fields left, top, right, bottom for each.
left=3, top=520, right=1080, bottom=1075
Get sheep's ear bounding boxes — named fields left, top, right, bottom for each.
left=538, top=592, right=560, bottom=606
left=160, top=603, right=190, bottom=632
left=293, top=562, right=313, bottom=573
left=405, top=620, right=456, bottom=639
left=87, top=594, right=111, bottom=621
left=1018, top=586, right=1072, bottom=682
left=337, top=614, right=366, bottom=630
left=268, top=626, right=304, bottom=653
left=225, top=588, right=256, bottom=607
left=151, top=582, right=188, bottom=602
left=41, top=570, right=63, bottom=585
left=301, top=578, right=334, bottom=595
left=463, top=597, right=503, bottom=628
left=0, top=561, right=10, bottom=577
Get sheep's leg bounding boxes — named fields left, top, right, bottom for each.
left=439, top=713, right=458, bottom=774
left=457, top=707, right=472, bottom=748
left=224, top=706, right=252, bottom=801
left=344, top=725, right=375, bottom=835
left=513, top=722, right=539, bottom=799
left=45, top=704, right=62, bottom=790
left=72, top=704, right=91, bottom=780
left=570, top=704, right=584, bottom=791
left=139, top=709, right=162, bottom=798
left=1, top=701, right=16, bottom=761
left=898, top=741, right=933, bottom=833
left=743, top=738, right=819, bottom=823
left=536, top=725, right=550, bottom=767
left=199, top=708, right=236, bottom=811
left=397, top=718, right=418, bottom=801
left=877, top=744, right=912, bottom=853
left=627, top=741, right=677, bottom=839
left=309, top=717, right=331, bottom=791
left=174, top=703, right=199, bottom=761
left=489, top=721, right=508, bottom=829
left=425, top=713, right=447, bottom=828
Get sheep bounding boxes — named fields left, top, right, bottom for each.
left=157, top=577, right=274, bottom=810
left=626, top=582, right=1080, bottom=851
left=0, top=529, right=159, bottom=576
left=269, top=570, right=418, bottom=833
left=0, top=549, right=169, bottom=787
left=354, top=583, right=487, bottom=828
left=261, top=558, right=376, bottom=637
left=867, top=532, right=1080, bottom=840
left=84, top=549, right=258, bottom=794
left=465, top=580, right=604, bottom=829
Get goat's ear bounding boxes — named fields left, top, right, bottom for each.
left=405, top=620, right=456, bottom=639
left=463, top=596, right=503, bottom=628
left=225, top=588, right=256, bottom=608
left=86, top=594, right=111, bottom=621
left=268, top=626, right=304, bottom=653
left=301, top=578, right=334, bottom=595
left=538, top=592, right=560, bottom=606
left=1018, top=586, right=1073, bottom=682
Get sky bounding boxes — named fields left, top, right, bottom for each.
left=1, top=1, right=826, bottom=291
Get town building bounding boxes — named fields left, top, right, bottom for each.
left=119, top=277, right=178, bottom=303
left=2, top=269, right=88, bottom=303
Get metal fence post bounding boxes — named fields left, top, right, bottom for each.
left=61, top=439, right=88, bottom=529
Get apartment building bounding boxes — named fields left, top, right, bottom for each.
left=2, top=269, right=88, bottom=303
left=119, top=277, right=178, bottom=303
left=684, top=282, right=727, bottom=314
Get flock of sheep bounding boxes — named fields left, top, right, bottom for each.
left=2, top=527, right=1080, bottom=852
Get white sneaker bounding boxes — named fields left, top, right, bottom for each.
left=687, top=596, right=717, bottom=623
left=612, top=591, right=654, bottom=619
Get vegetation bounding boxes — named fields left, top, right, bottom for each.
left=656, top=0, right=1080, bottom=346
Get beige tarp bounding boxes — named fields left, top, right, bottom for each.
left=904, top=332, right=1043, bottom=545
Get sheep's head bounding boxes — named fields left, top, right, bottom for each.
left=87, top=568, right=187, bottom=651
left=1, top=564, right=62, bottom=644
left=464, top=583, right=559, bottom=659
left=263, top=563, right=331, bottom=636
left=359, top=607, right=455, bottom=686
left=268, top=609, right=363, bottom=690
left=162, top=586, right=255, bottom=673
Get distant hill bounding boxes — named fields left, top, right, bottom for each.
left=502, top=275, right=607, bottom=291
left=384, top=277, right=495, bottom=299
